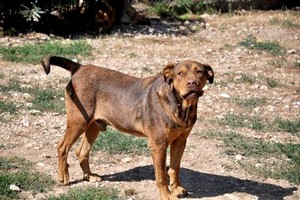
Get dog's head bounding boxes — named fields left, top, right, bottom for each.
left=163, top=61, right=214, bottom=101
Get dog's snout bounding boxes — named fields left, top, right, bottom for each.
left=187, top=80, right=198, bottom=87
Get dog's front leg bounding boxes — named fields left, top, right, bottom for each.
left=149, top=139, right=178, bottom=200
left=168, top=136, right=189, bottom=197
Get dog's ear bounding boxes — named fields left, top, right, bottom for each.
left=203, top=64, right=214, bottom=84
left=163, top=63, right=175, bottom=84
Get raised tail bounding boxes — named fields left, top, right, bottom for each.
left=41, top=56, right=81, bottom=75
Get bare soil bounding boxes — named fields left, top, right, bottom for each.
left=1, top=10, right=300, bottom=200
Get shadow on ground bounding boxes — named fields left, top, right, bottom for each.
left=111, top=19, right=201, bottom=37
left=101, top=165, right=296, bottom=200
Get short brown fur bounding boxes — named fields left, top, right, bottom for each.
left=41, top=56, right=214, bottom=200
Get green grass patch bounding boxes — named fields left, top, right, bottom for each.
left=270, top=17, right=300, bottom=29
left=0, top=156, right=55, bottom=199
left=266, top=77, right=280, bottom=88
left=216, top=112, right=299, bottom=134
left=148, top=3, right=172, bottom=18
left=199, top=131, right=300, bottom=184
left=0, top=78, right=22, bottom=93
left=235, top=73, right=257, bottom=84
left=216, top=112, right=265, bottom=131
left=0, top=100, right=18, bottom=114
left=149, top=1, right=216, bottom=19
left=0, top=40, right=92, bottom=64
left=30, top=87, right=65, bottom=114
left=223, top=132, right=300, bottom=184
left=0, top=78, right=65, bottom=114
left=46, top=186, right=122, bottom=200
left=273, top=118, right=300, bottom=135
left=239, top=35, right=284, bottom=55
left=217, top=113, right=247, bottom=128
left=93, top=129, right=148, bottom=155
left=232, top=97, right=267, bottom=109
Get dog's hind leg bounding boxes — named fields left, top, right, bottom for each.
left=75, top=121, right=101, bottom=182
left=57, top=116, right=88, bottom=185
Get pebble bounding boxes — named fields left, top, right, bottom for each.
left=206, top=48, right=213, bottom=53
left=122, top=157, right=133, bottom=163
left=10, top=184, right=21, bottom=192
left=259, top=86, right=268, bottom=91
left=25, top=143, right=33, bottom=148
left=235, top=154, right=243, bottom=161
left=220, top=93, right=231, bottom=98
left=287, top=49, right=296, bottom=54
left=293, top=101, right=300, bottom=108
left=23, top=93, right=31, bottom=100
left=255, top=163, right=263, bottom=168
left=267, top=105, right=275, bottom=112
left=41, top=153, right=51, bottom=158
left=37, top=162, right=45, bottom=167
left=30, top=109, right=42, bottom=115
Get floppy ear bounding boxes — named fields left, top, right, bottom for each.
left=203, top=64, right=214, bottom=84
left=163, top=63, right=175, bottom=84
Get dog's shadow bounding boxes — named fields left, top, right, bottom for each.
left=101, top=165, right=296, bottom=200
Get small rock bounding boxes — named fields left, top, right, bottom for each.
left=21, top=119, right=30, bottom=127
left=41, top=153, right=51, bottom=158
left=200, top=22, right=206, bottom=28
left=37, top=162, right=45, bottom=167
left=184, top=20, right=190, bottom=25
left=122, top=157, right=133, bottom=163
left=25, top=103, right=33, bottom=108
left=255, top=163, right=262, bottom=168
left=25, top=143, right=34, bottom=148
left=10, top=184, right=21, bottom=192
left=267, top=105, right=275, bottom=112
left=235, top=154, right=243, bottom=161
left=253, top=107, right=260, bottom=113
left=30, top=109, right=41, bottom=115
left=23, top=93, right=31, bottom=100
left=206, top=48, right=213, bottom=53
left=220, top=93, right=231, bottom=98
left=293, top=101, right=300, bottom=108
left=259, top=85, right=268, bottom=91
left=287, top=49, right=296, bottom=54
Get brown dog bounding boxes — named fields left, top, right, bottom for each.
left=41, top=56, right=214, bottom=200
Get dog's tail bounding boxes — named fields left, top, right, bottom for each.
left=41, top=56, right=80, bottom=75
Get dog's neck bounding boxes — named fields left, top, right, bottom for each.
left=158, top=83, right=198, bottom=128
left=173, top=90, right=198, bottom=127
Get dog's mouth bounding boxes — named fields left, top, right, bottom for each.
left=182, top=90, right=203, bottom=99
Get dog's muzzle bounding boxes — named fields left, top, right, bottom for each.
left=182, top=90, right=203, bottom=99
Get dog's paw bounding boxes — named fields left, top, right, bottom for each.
left=171, top=186, right=188, bottom=197
left=161, top=194, right=179, bottom=200
left=83, top=173, right=101, bottom=183
left=57, top=173, right=70, bottom=186
left=89, top=175, right=101, bottom=183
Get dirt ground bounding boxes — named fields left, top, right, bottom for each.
left=0, top=10, right=300, bottom=200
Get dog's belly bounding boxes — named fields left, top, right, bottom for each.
left=95, top=113, right=147, bottom=138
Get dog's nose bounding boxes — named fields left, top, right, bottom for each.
left=187, top=80, right=198, bottom=87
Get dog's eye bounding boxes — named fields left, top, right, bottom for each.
left=177, top=72, right=183, bottom=76
left=196, top=70, right=203, bottom=74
